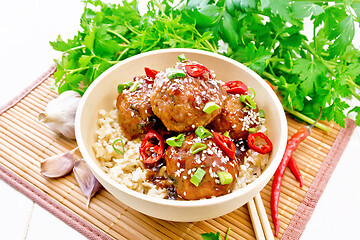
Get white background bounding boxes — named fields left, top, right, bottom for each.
left=0, top=0, right=359, bottom=239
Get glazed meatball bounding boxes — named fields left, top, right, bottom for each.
left=209, top=93, right=260, bottom=140
left=165, top=133, right=242, bottom=200
left=116, top=75, right=155, bottom=140
left=150, top=62, right=226, bottom=132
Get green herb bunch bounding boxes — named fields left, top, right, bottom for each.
left=50, top=0, right=360, bottom=128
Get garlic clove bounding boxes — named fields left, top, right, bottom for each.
left=40, top=148, right=77, bottom=178
left=73, top=159, right=102, bottom=207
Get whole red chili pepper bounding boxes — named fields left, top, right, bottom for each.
left=140, top=129, right=165, bottom=164
left=222, top=81, right=248, bottom=94
left=144, top=67, right=159, bottom=79
left=212, top=132, right=236, bottom=159
left=271, top=126, right=309, bottom=236
left=270, top=107, right=326, bottom=237
left=247, top=132, right=273, bottom=154
left=288, top=156, right=303, bottom=187
left=185, top=64, right=211, bottom=78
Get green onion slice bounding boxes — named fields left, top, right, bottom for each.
left=117, top=81, right=133, bottom=94
left=166, top=134, right=185, bottom=147
left=112, top=139, right=125, bottom=154
left=203, top=102, right=221, bottom=114
left=217, top=172, right=233, bottom=185
left=190, top=143, right=207, bottom=154
left=178, top=54, right=188, bottom=62
left=166, top=68, right=186, bottom=79
left=240, top=95, right=256, bottom=109
left=247, top=87, right=256, bottom=98
left=223, top=131, right=230, bottom=138
left=248, top=128, right=256, bottom=133
left=259, top=110, right=265, bottom=118
left=129, top=81, right=141, bottom=92
left=195, top=126, right=213, bottom=139
left=190, top=168, right=206, bottom=187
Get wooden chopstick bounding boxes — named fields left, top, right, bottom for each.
left=248, top=198, right=266, bottom=240
left=255, top=193, right=275, bottom=240
left=247, top=193, right=275, bottom=240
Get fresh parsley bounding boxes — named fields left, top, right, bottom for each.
left=201, top=228, right=231, bottom=240
left=50, top=0, right=360, bottom=129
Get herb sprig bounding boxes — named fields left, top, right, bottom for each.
left=50, top=0, right=360, bottom=128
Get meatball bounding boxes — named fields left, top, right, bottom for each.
left=150, top=62, right=226, bottom=132
left=165, top=133, right=242, bottom=200
left=116, top=75, right=155, bottom=140
left=209, top=93, right=260, bottom=140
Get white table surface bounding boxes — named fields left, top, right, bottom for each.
left=0, top=1, right=359, bottom=239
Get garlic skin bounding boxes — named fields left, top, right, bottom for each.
left=38, top=90, right=81, bottom=139
left=73, top=159, right=102, bottom=207
left=40, top=148, right=77, bottom=178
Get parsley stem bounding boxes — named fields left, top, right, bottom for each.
left=283, top=107, right=330, bottom=132
left=66, top=66, right=90, bottom=74
left=347, top=78, right=360, bottom=102
left=107, top=29, right=130, bottom=44
left=116, top=48, right=129, bottom=61
left=346, top=78, right=360, bottom=90
left=302, top=41, right=336, bottom=77
left=63, top=45, right=85, bottom=53
left=349, top=88, right=360, bottom=102
left=262, top=71, right=279, bottom=84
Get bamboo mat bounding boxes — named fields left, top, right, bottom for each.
left=0, top=66, right=356, bottom=240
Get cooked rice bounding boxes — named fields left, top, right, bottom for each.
left=92, top=101, right=269, bottom=199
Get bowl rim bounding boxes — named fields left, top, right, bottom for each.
left=75, top=48, right=288, bottom=207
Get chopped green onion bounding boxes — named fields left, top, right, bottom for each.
left=166, top=68, right=186, bottom=79
left=248, top=128, right=256, bottom=133
left=259, top=110, right=265, bottom=118
left=195, top=126, right=213, bottom=139
left=117, top=81, right=133, bottom=94
left=203, top=102, right=221, bottom=114
left=247, top=87, right=256, bottom=98
left=166, top=134, right=185, bottom=147
left=190, top=143, right=207, bottom=154
left=217, top=172, right=233, bottom=185
left=223, top=131, right=230, bottom=138
left=190, top=168, right=206, bottom=187
left=240, top=95, right=256, bottom=109
left=178, top=54, right=188, bottom=62
left=112, top=139, right=125, bottom=154
left=129, top=81, right=141, bottom=92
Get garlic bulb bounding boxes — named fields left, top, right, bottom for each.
left=38, top=90, right=81, bottom=139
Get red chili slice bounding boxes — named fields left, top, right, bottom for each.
left=247, top=132, right=273, bottom=154
left=222, top=81, right=248, bottom=94
left=140, top=129, right=165, bottom=164
left=144, top=67, right=159, bottom=79
left=185, top=64, right=212, bottom=79
left=212, top=132, right=236, bottom=159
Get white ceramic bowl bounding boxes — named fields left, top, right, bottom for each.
left=76, top=48, right=287, bottom=222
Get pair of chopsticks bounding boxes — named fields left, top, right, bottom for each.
left=247, top=193, right=274, bottom=240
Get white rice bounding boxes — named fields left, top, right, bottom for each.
left=92, top=101, right=269, bottom=199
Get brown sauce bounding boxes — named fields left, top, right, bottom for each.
left=145, top=159, right=178, bottom=200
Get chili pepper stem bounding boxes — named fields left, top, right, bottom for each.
left=304, top=107, right=323, bottom=134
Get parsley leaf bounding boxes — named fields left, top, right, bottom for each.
left=201, top=232, right=221, bottom=240
left=292, top=59, right=326, bottom=96
left=292, top=2, right=324, bottom=19
left=50, top=0, right=360, bottom=128
left=329, top=15, right=355, bottom=57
